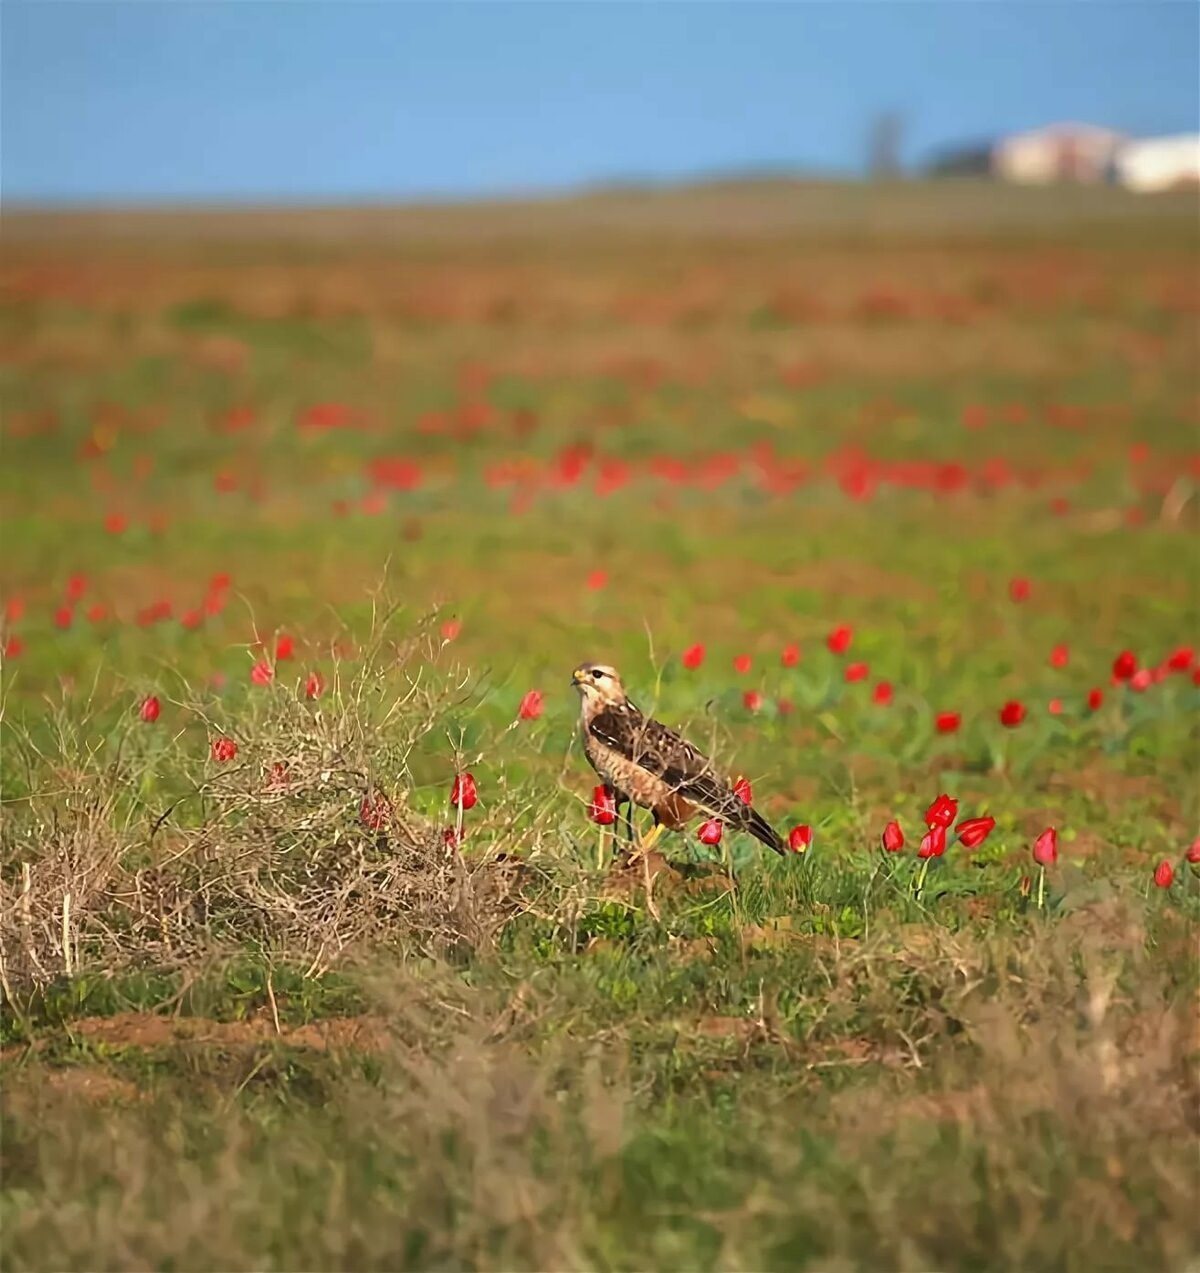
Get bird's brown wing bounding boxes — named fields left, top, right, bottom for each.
left=589, top=706, right=784, bottom=853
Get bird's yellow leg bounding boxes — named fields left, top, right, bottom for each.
left=634, top=822, right=666, bottom=857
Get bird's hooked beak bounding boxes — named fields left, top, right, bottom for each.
left=570, top=667, right=587, bottom=688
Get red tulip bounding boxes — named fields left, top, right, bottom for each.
left=589, top=786, right=617, bottom=826
left=4, top=596, right=25, bottom=623
left=681, top=643, right=705, bottom=670
left=732, top=654, right=752, bottom=675
left=250, top=661, right=274, bottom=686
left=1008, top=577, right=1031, bottom=603
left=1048, top=698, right=1063, bottom=716
left=776, top=697, right=794, bottom=716
left=788, top=824, right=813, bottom=853
left=586, top=569, right=608, bottom=591
left=54, top=605, right=73, bottom=631
left=65, top=573, right=89, bottom=602
left=844, top=661, right=869, bottom=683
left=360, top=791, right=392, bottom=831
left=872, top=681, right=894, bottom=706
left=1184, top=838, right=1200, bottom=865
left=1049, top=644, right=1069, bottom=668
left=1153, top=859, right=1174, bottom=889
left=440, top=618, right=462, bottom=642
left=443, top=826, right=463, bottom=849
left=999, top=699, right=1026, bottom=728
left=918, top=825, right=947, bottom=858
left=1087, top=688, right=1104, bottom=711
left=211, top=737, right=238, bottom=763
left=698, top=818, right=723, bottom=846
left=1166, top=646, right=1194, bottom=672
left=450, top=772, right=478, bottom=811
left=305, top=671, right=324, bottom=700
left=1129, top=668, right=1152, bottom=693
left=781, top=642, right=801, bottom=668
left=742, top=689, right=764, bottom=712
left=139, top=695, right=161, bottom=723
left=956, top=815, right=995, bottom=849
left=827, top=625, right=853, bottom=656
left=274, top=633, right=295, bottom=661
left=935, top=711, right=962, bottom=734
left=1032, top=827, right=1057, bottom=866
left=104, top=512, right=127, bottom=535
left=1112, top=650, right=1137, bottom=681
left=86, top=603, right=108, bottom=624
left=925, top=793, right=958, bottom=829
left=881, top=820, right=905, bottom=853
left=733, top=777, right=752, bottom=805
left=518, top=689, right=544, bottom=721
left=3, top=636, right=24, bottom=659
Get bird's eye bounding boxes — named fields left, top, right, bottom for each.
left=591, top=668, right=605, bottom=678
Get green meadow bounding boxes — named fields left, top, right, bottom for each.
left=1, top=183, right=1197, bottom=1271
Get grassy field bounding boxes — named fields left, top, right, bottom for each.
left=1, top=182, right=1198, bottom=1271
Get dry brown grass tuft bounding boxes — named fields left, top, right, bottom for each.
left=0, top=613, right=546, bottom=997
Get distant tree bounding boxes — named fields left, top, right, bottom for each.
left=868, top=111, right=904, bottom=179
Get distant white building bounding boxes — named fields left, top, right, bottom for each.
left=1115, top=135, right=1200, bottom=192
left=993, top=123, right=1126, bottom=185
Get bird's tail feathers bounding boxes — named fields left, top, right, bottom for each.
left=737, top=805, right=786, bottom=855
left=684, top=775, right=787, bottom=855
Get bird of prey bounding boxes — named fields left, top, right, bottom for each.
left=571, top=662, right=785, bottom=856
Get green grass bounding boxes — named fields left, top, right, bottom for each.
left=1, top=187, right=1198, bottom=1270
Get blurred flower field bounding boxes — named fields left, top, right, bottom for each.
left=1, top=185, right=1198, bottom=1270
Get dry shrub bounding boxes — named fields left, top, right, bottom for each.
left=0, top=615, right=540, bottom=996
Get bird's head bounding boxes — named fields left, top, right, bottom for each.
left=571, top=662, right=627, bottom=708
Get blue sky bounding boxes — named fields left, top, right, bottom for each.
left=3, top=2, right=1197, bottom=204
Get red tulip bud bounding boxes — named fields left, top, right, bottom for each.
left=881, top=820, right=905, bottom=853
left=450, top=772, right=478, bottom=811
left=925, top=793, right=958, bottom=830
left=360, top=791, right=392, bottom=831
left=999, top=699, right=1027, bottom=728
left=681, top=643, right=705, bottom=670
left=788, top=824, right=813, bottom=853
left=1112, top=650, right=1137, bottom=681
left=589, top=786, right=617, bottom=826
left=956, top=815, right=995, bottom=849
left=826, top=625, right=853, bottom=655
left=918, top=825, right=947, bottom=859
left=698, top=818, right=723, bottom=846
left=1032, top=827, right=1057, bottom=866
left=518, top=689, right=544, bottom=721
